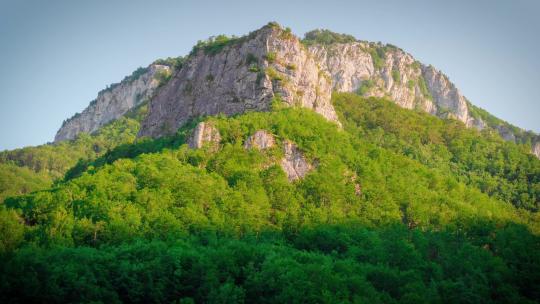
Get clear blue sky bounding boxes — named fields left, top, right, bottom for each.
left=1, top=0, right=539, bottom=150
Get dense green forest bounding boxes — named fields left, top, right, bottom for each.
left=333, top=93, right=540, bottom=212
left=0, top=105, right=145, bottom=202
left=0, top=94, right=539, bottom=303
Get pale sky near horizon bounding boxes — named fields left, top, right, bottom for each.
left=1, top=0, right=539, bottom=150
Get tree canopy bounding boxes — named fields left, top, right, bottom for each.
left=0, top=93, right=539, bottom=303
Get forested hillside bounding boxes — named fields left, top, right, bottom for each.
left=333, top=93, right=540, bottom=211
left=0, top=94, right=539, bottom=303
left=0, top=104, right=146, bottom=202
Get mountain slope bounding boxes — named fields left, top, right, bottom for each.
left=0, top=103, right=146, bottom=201
left=333, top=93, right=540, bottom=211
left=1, top=102, right=539, bottom=302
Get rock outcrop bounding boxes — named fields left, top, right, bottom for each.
left=187, top=122, right=221, bottom=150
left=495, top=125, right=517, bottom=142
left=55, top=64, right=170, bottom=142
left=138, top=24, right=338, bottom=138
left=244, top=130, right=313, bottom=180
left=308, top=42, right=487, bottom=127
left=532, top=140, right=540, bottom=159
left=310, top=42, right=434, bottom=113
left=244, top=130, right=276, bottom=150
left=280, top=140, right=313, bottom=181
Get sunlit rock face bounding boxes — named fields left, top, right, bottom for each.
left=55, top=64, right=169, bottom=142
left=139, top=24, right=339, bottom=138
left=280, top=140, right=314, bottom=181
left=188, top=122, right=221, bottom=151
left=532, top=140, right=540, bottom=159
left=308, top=43, right=481, bottom=125
left=244, top=130, right=276, bottom=150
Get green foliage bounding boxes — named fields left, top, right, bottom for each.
left=191, top=35, right=240, bottom=56
left=0, top=109, right=145, bottom=202
left=280, top=27, right=294, bottom=39
left=356, top=79, right=375, bottom=96
left=286, top=63, right=297, bottom=71
left=1, top=223, right=538, bottom=303
left=0, top=207, right=25, bottom=253
left=153, top=56, right=185, bottom=69
left=333, top=93, right=540, bottom=211
left=0, top=163, right=51, bottom=202
left=245, top=53, right=258, bottom=66
left=265, top=67, right=283, bottom=82
left=154, top=68, right=172, bottom=86
left=302, top=29, right=356, bottom=46
left=270, top=94, right=286, bottom=111
left=264, top=52, right=277, bottom=63
left=1, top=93, right=539, bottom=302
left=100, top=67, right=149, bottom=94
left=407, top=79, right=416, bottom=90
left=468, top=102, right=537, bottom=145
left=418, top=76, right=433, bottom=100
left=392, top=69, right=401, bottom=83
left=368, top=47, right=386, bottom=70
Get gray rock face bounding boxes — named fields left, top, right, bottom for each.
left=421, top=65, right=474, bottom=125
left=310, top=43, right=436, bottom=114
left=495, top=125, right=517, bottom=142
left=244, top=130, right=275, bottom=150
left=244, top=130, right=313, bottom=180
left=280, top=140, right=313, bottom=181
left=139, top=24, right=338, bottom=138
left=188, top=122, right=221, bottom=150
left=54, top=64, right=170, bottom=142
left=532, top=140, right=540, bottom=159
left=309, top=43, right=482, bottom=123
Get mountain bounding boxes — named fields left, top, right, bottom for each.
left=54, top=23, right=540, bottom=159
left=1, top=23, right=539, bottom=303
left=54, top=64, right=171, bottom=142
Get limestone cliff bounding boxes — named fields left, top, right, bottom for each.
left=533, top=139, right=540, bottom=159
left=54, top=64, right=170, bottom=142
left=138, top=24, right=338, bottom=138
left=309, top=41, right=486, bottom=128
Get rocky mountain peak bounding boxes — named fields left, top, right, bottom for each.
left=138, top=23, right=338, bottom=138
left=53, top=23, right=539, bottom=158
